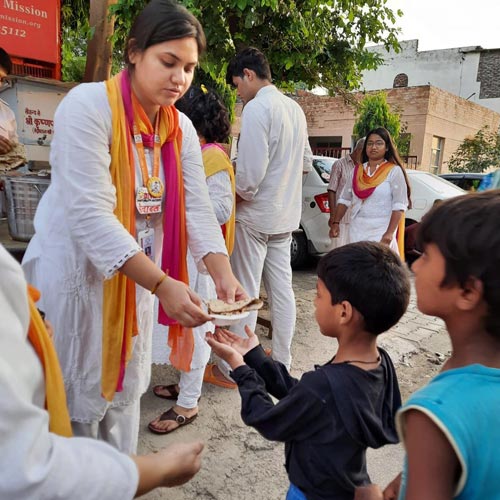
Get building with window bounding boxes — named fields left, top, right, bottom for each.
left=292, top=85, right=500, bottom=173
left=363, top=39, right=500, bottom=114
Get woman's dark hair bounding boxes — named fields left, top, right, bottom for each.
left=417, top=190, right=500, bottom=339
left=317, top=241, right=410, bottom=335
left=226, top=47, right=272, bottom=85
left=0, top=47, right=12, bottom=74
left=362, top=126, right=412, bottom=203
left=176, top=86, right=231, bottom=143
left=125, top=0, right=206, bottom=68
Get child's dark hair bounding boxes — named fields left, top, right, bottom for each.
left=176, top=86, right=231, bottom=144
left=317, top=241, right=410, bottom=335
left=226, top=47, right=272, bottom=85
left=417, top=190, right=500, bottom=338
left=125, top=0, right=206, bottom=68
left=0, top=47, right=12, bottom=74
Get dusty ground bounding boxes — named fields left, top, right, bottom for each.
left=138, top=258, right=450, bottom=500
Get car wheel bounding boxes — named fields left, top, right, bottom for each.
left=291, top=231, right=308, bottom=269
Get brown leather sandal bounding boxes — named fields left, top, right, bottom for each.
left=152, top=384, right=179, bottom=400
left=148, top=407, right=198, bottom=435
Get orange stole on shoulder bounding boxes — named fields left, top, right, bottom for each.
left=27, top=285, right=72, bottom=437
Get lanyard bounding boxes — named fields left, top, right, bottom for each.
left=132, top=111, right=164, bottom=198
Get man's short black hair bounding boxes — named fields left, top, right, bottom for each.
left=0, top=47, right=12, bottom=74
left=317, top=241, right=410, bottom=335
left=226, top=47, right=272, bottom=85
left=417, top=190, right=500, bottom=339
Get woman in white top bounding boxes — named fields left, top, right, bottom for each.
left=331, top=127, right=410, bottom=256
left=22, top=0, right=245, bottom=453
left=150, top=86, right=237, bottom=434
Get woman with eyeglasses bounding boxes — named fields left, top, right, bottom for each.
left=330, top=127, right=411, bottom=257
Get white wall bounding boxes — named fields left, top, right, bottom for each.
left=362, top=40, right=500, bottom=113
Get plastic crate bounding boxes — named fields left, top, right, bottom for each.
left=3, top=175, right=50, bottom=241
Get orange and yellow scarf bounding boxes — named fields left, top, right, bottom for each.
left=102, top=71, right=192, bottom=402
left=201, top=143, right=235, bottom=255
left=353, top=162, right=406, bottom=258
left=27, top=285, right=72, bottom=437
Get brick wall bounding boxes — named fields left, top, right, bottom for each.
left=478, top=50, right=500, bottom=99
left=231, top=85, right=500, bottom=173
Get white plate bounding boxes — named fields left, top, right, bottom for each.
left=210, top=311, right=250, bottom=326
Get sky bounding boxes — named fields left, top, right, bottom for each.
left=385, top=0, right=500, bottom=51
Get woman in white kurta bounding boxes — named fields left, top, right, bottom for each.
left=150, top=86, right=236, bottom=433
left=331, top=127, right=410, bottom=256
left=22, top=2, right=245, bottom=454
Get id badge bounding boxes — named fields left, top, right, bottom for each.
left=138, top=228, right=155, bottom=261
left=136, top=186, right=162, bottom=215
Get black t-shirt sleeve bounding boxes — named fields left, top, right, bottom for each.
left=231, top=365, right=329, bottom=442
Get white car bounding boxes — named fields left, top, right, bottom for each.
left=291, top=155, right=336, bottom=268
left=405, top=169, right=465, bottom=225
left=291, top=160, right=465, bottom=267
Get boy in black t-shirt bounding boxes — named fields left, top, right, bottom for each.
left=207, top=241, right=410, bottom=500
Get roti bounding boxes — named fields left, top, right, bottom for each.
left=207, top=297, right=264, bottom=315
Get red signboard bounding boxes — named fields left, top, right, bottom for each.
left=0, top=0, right=60, bottom=64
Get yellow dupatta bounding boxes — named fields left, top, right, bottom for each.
left=102, top=72, right=190, bottom=402
left=202, top=143, right=236, bottom=255
left=27, top=285, right=72, bottom=437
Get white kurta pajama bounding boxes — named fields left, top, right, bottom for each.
left=338, top=164, right=408, bottom=255
left=22, top=83, right=227, bottom=453
left=327, top=155, right=356, bottom=249
left=230, top=85, right=308, bottom=368
left=0, top=245, right=139, bottom=499
left=151, top=169, right=234, bottom=408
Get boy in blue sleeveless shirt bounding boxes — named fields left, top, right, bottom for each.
left=384, top=190, right=500, bottom=500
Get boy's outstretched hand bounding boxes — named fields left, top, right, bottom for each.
left=206, top=325, right=259, bottom=370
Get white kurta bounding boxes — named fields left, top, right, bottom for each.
left=338, top=164, right=408, bottom=255
left=0, top=245, right=139, bottom=499
left=22, top=82, right=227, bottom=423
left=235, top=85, right=308, bottom=234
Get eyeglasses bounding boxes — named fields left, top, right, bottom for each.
left=366, top=140, right=386, bottom=148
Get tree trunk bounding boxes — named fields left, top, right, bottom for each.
left=83, top=0, right=118, bottom=82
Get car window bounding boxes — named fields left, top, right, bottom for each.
left=410, top=173, right=465, bottom=196
left=312, top=157, right=335, bottom=183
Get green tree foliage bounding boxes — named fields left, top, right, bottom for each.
left=60, top=0, right=403, bottom=116
left=353, top=92, right=410, bottom=156
left=110, top=0, right=402, bottom=94
left=447, top=126, right=500, bottom=173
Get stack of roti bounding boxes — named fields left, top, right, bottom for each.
left=207, top=297, right=263, bottom=316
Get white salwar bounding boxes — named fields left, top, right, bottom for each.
left=0, top=245, right=139, bottom=499
left=338, top=163, right=408, bottom=255
left=22, top=83, right=227, bottom=453
left=151, top=169, right=234, bottom=408
left=230, top=85, right=308, bottom=368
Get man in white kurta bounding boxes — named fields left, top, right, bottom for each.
left=227, top=48, right=308, bottom=368
left=22, top=82, right=227, bottom=453
left=0, top=244, right=139, bottom=499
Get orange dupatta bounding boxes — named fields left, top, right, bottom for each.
left=27, top=285, right=72, bottom=437
left=102, top=71, right=192, bottom=402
